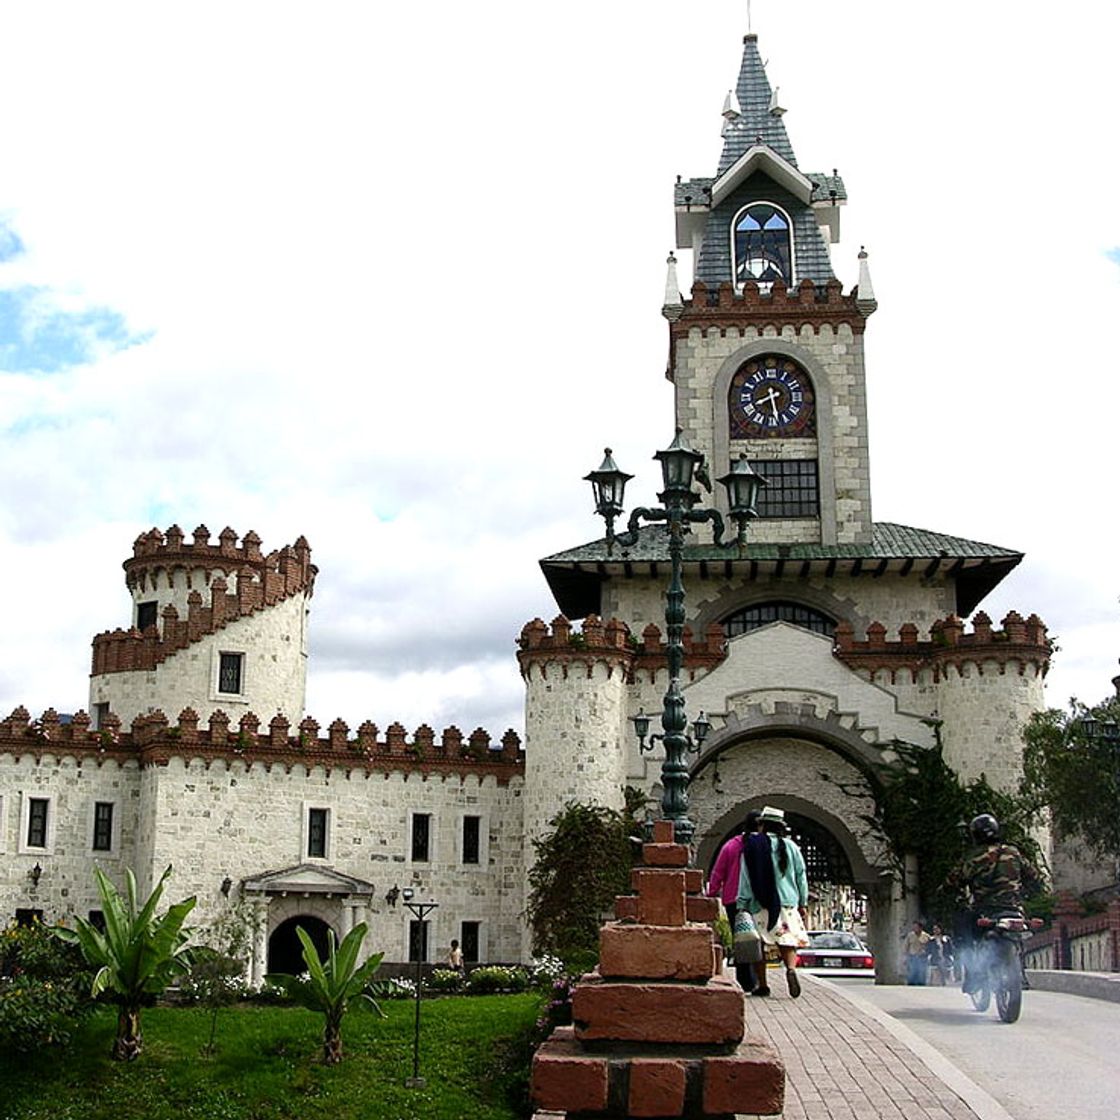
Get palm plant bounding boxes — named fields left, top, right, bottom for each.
left=54, top=865, right=196, bottom=1060
left=266, top=922, right=384, bottom=1064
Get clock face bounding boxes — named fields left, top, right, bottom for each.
left=729, top=355, right=815, bottom=439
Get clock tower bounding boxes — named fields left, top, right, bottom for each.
left=667, top=32, right=876, bottom=547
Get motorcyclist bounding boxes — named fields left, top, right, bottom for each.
left=950, top=813, right=1041, bottom=993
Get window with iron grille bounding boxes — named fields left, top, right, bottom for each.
left=218, top=652, right=244, bottom=695
left=461, top=921, right=480, bottom=963
left=411, top=813, right=431, bottom=862
left=27, top=798, right=48, bottom=849
left=752, top=459, right=819, bottom=518
left=307, top=807, right=329, bottom=858
left=462, top=815, right=480, bottom=865
left=92, top=802, right=114, bottom=852
left=722, top=601, right=836, bottom=639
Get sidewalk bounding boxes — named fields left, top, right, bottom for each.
left=736, top=970, right=1011, bottom=1120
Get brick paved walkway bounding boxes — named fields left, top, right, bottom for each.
left=738, top=972, right=985, bottom=1120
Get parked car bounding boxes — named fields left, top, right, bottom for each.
left=796, top=930, right=875, bottom=976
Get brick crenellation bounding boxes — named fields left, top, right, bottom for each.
left=833, top=610, right=1049, bottom=680
left=0, top=706, right=522, bottom=779
left=93, top=526, right=317, bottom=675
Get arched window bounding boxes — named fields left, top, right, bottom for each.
left=721, top=601, right=835, bottom=638
left=732, top=202, right=793, bottom=288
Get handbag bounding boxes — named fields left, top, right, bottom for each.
left=733, top=852, right=763, bottom=964
left=733, top=906, right=763, bottom=964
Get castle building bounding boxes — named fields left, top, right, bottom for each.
left=0, top=27, right=1049, bottom=979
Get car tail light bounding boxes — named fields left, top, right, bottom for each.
left=996, top=917, right=1026, bottom=931
left=977, top=917, right=993, bottom=928
left=797, top=953, right=816, bottom=966
left=858, top=955, right=874, bottom=969
left=1029, top=918, right=1044, bottom=930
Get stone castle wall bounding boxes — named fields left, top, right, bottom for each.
left=0, top=708, right=525, bottom=962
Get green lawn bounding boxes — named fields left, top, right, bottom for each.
left=0, top=994, right=544, bottom=1120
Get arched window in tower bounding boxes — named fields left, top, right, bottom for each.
left=732, top=202, right=793, bottom=289
left=721, top=601, right=836, bottom=639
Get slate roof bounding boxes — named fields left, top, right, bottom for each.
left=719, top=35, right=797, bottom=172
left=685, top=34, right=841, bottom=289
left=539, top=523, right=1022, bottom=622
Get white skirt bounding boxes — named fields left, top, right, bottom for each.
left=752, top=904, right=810, bottom=948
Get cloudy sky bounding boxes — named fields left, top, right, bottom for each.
left=2, top=1, right=1118, bottom=740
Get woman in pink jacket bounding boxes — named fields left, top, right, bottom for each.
left=707, top=810, right=760, bottom=990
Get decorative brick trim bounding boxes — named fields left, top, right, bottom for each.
left=671, top=277, right=868, bottom=339
left=833, top=610, right=1050, bottom=682
left=92, top=526, right=317, bottom=676
left=0, top=706, right=523, bottom=783
left=517, top=615, right=727, bottom=681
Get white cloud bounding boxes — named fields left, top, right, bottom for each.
left=2, top=1, right=1119, bottom=738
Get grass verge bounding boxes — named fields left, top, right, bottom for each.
left=0, top=993, right=544, bottom=1120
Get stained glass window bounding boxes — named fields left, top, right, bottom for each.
left=733, top=203, right=792, bottom=287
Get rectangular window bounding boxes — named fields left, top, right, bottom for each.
left=92, top=702, right=110, bottom=731
left=218, top=652, right=244, bottom=695
left=136, top=601, right=158, bottom=632
left=754, top=459, right=820, bottom=518
left=461, top=921, right=480, bottom=964
left=88, top=910, right=107, bottom=933
left=411, top=813, right=431, bottom=862
left=307, top=808, right=329, bottom=859
left=15, top=909, right=44, bottom=928
left=26, top=798, right=48, bottom=849
left=408, top=919, right=430, bottom=963
left=462, top=815, right=480, bottom=865
left=92, top=802, right=114, bottom=852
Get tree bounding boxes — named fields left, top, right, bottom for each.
left=525, top=791, right=646, bottom=970
left=1021, top=698, right=1120, bottom=867
left=181, top=898, right=258, bottom=1056
left=829, top=735, right=1042, bottom=922
left=265, top=922, right=384, bottom=1065
left=54, top=865, right=196, bottom=1060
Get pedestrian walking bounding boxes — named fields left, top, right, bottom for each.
left=736, top=805, right=810, bottom=999
left=926, top=924, right=953, bottom=986
left=707, top=811, right=760, bottom=991
left=903, top=921, right=930, bottom=985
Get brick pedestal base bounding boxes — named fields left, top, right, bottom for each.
left=530, top=821, right=784, bottom=1118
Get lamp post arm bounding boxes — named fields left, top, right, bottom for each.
left=685, top=506, right=730, bottom=548
left=614, top=506, right=666, bottom=549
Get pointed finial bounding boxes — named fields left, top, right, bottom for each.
left=662, top=252, right=684, bottom=322
left=856, top=246, right=878, bottom=316
left=722, top=89, right=741, bottom=120
left=768, top=86, right=786, bottom=117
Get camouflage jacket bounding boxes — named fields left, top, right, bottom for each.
left=953, top=842, right=1041, bottom=914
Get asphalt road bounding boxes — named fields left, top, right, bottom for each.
left=821, top=976, right=1120, bottom=1120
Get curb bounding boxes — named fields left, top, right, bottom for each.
left=807, top=973, right=1017, bottom=1120
left=1025, top=969, right=1120, bottom=1003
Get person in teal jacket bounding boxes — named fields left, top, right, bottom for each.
left=736, top=805, right=810, bottom=998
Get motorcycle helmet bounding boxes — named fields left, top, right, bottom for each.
left=969, top=813, right=1000, bottom=843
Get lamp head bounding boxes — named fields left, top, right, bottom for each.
left=584, top=448, right=633, bottom=523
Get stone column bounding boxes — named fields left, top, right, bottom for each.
left=251, top=897, right=270, bottom=988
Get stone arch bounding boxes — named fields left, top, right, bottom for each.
left=268, top=914, right=334, bottom=975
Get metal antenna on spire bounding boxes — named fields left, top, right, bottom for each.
left=747, top=0, right=752, bottom=33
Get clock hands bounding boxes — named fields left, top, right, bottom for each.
left=756, top=386, right=782, bottom=422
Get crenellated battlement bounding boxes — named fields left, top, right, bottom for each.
left=93, top=527, right=316, bottom=675
left=673, top=277, right=867, bottom=339
left=517, top=615, right=727, bottom=680
left=833, top=610, right=1050, bottom=681
left=123, top=524, right=316, bottom=596
left=0, top=706, right=523, bottom=780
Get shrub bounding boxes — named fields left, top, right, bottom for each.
left=428, top=968, right=464, bottom=992
left=0, top=919, right=94, bottom=1052
left=465, top=965, right=528, bottom=994
left=527, top=955, right=565, bottom=989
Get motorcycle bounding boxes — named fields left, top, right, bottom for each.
left=964, top=910, right=1043, bottom=1023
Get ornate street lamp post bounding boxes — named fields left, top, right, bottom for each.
left=586, top=432, right=765, bottom=844
left=400, top=887, right=438, bottom=1089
